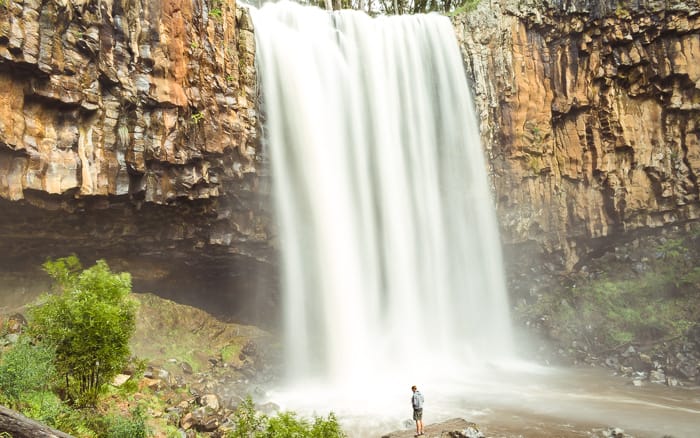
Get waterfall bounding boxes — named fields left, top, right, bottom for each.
left=252, top=1, right=514, bottom=387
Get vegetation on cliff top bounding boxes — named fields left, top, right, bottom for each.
left=297, top=0, right=481, bottom=15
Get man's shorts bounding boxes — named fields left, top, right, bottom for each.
left=413, top=408, right=423, bottom=421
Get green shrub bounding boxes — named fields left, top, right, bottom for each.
left=28, top=256, right=138, bottom=407
left=266, top=411, right=309, bottom=437
left=227, top=396, right=345, bottom=438
left=22, top=391, right=69, bottom=428
left=105, top=407, right=149, bottom=438
left=308, top=412, right=344, bottom=438
left=0, top=335, right=56, bottom=405
left=229, top=396, right=268, bottom=438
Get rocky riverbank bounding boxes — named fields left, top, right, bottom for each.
left=510, top=223, right=700, bottom=391
left=4, top=292, right=699, bottom=437
left=1, top=292, right=282, bottom=437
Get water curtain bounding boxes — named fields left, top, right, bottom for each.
left=253, top=1, right=514, bottom=384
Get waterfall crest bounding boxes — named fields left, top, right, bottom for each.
left=253, top=1, right=514, bottom=386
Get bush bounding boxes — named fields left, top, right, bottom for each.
left=266, top=411, right=310, bottom=437
left=105, top=407, right=149, bottom=438
left=227, top=396, right=345, bottom=438
left=28, top=256, right=138, bottom=407
left=0, top=335, right=56, bottom=406
left=308, top=412, right=344, bottom=438
left=22, top=391, right=69, bottom=428
left=229, top=396, right=268, bottom=438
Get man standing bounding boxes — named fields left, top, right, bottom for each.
left=411, top=385, right=424, bottom=436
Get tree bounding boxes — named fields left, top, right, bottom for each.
left=28, top=256, right=138, bottom=407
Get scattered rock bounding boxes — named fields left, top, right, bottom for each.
left=180, top=412, right=195, bottom=430
left=257, top=402, right=280, bottom=414
left=181, top=361, right=194, bottom=374
left=461, top=424, right=486, bottom=438
left=112, top=374, right=131, bottom=387
left=381, top=418, right=479, bottom=438
left=199, top=394, right=220, bottom=411
left=602, top=426, right=627, bottom=437
left=5, top=314, right=27, bottom=334
left=675, top=360, right=698, bottom=379
left=649, top=369, right=666, bottom=384
left=140, top=377, right=163, bottom=391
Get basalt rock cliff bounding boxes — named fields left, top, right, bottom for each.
left=456, top=0, right=700, bottom=270
left=2, top=0, right=700, bottom=326
left=0, top=0, right=275, bottom=322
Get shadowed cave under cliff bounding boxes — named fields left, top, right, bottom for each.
left=0, top=196, right=280, bottom=330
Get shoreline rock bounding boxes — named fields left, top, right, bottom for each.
left=381, top=418, right=484, bottom=438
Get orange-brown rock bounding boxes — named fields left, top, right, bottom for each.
left=0, top=0, right=257, bottom=202
left=456, top=0, right=700, bottom=268
left=0, top=0, right=274, bottom=319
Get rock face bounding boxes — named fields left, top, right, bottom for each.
left=456, top=0, right=700, bottom=268
left=0, top=0, right=274, bottom=320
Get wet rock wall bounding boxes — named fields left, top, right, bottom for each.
left=456, top=0, right=700, bottom=269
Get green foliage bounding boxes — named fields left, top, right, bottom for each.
left=227, top=396, right=345, bottom=438
left=221, top=344, right=241, bottom=363
left=117, top=359, right=147, bottom=396
left=266, top=411, right=309, bottom=437
left=449, top=0, right=481, bottom=16
left=520, top=234, right=700, bottom=351
left=191, top=111, right=204, bottom=124
left=615, top=3, right=631, bottom=19
left=21, top=391, right=70, bottom=428
left=526, top=155, right=541, bottom=175
left=0, top=335, right=56, bottom=405
left=229, top=396, right=268, bottom=437
left=105, top=407, right=149, bottom=438
left=210, top=8, right=223, bottom=20
left=28, top=256, right=138, bottom=407
left=308, top=412, right=345, bottom=438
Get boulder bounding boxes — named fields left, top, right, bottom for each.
left=649, top=369, right=666, bottom=384
left=181, top=361, right=194, bottom=374
left=199, top=394, right=220, bottom=411
left=5, top=314, right=27, bottom=334
left=112, top=374, right=131, bottom=387
left=382, top=418, right=482, bottom=438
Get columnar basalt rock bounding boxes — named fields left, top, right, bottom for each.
left=0, top=0, right=258, bottom=202
left=456, top=0, right=700, bottom=268
left=0, top=0, right=274, bottom=316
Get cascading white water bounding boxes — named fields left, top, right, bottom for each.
left=252, top=1, right=514, bottom=387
